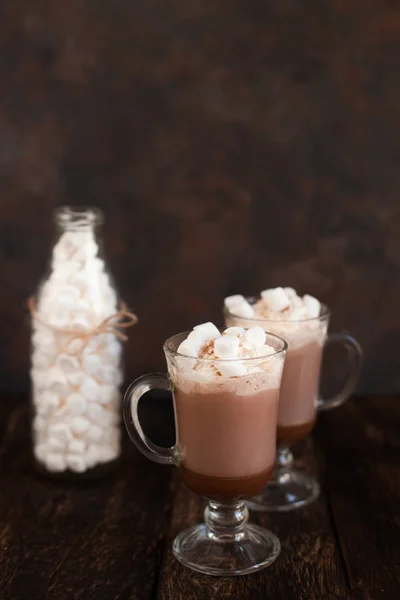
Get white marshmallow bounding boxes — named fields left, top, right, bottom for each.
left=98, top=384, right=116, bottom=405
left=47, top=436, right=66, bottom=451
left=244, top=326, right=266, bottom=347
left=32, top=352, right=51, bottom=370
left=87, top=403, right=109, bottom=428
left=85, top=444, right=103, bottom=468
left=34, top=443, right=48, bottom=463
left=283, top=287, right=297, bottom=300
left=65, top=393, right=87, bottom=415
left=48, top=366, right=68, bottom=391
left=66, top=454, right=87, bottom=473
left=33, top=415, right=46, bottom=434
left=67, top=371, right=85, bottom=386
left=68, top=438, right=86, bottom=454
left=224, top=294, right=246, bottom=309
left=36, top=391, right=60, bottom=415
left=303, top=294, right=321, bottom=319
left=228, top=300, right=255, bottom=318
left=82, top=353, right=102, bottom=378
left=67, top=337, right=85, bottom=355
left=56, top=354, right=80, bottom=374
left=258, top=344, right=276, bottom=357
left=45, top=453, right=67, bottom=472
left=70, top=314, right=92, bottom=332
left=31, top=369, right=48, bottom=390
left=97, top=364, right=119, bottom=385
left=85, top=424, right=104, bottom=443
left=177, top=334, right=203, bottom=358
left=224, top=326, right=245, bottom=336
left=216, top=362, right=247, bottom=377
left=261, top=287, right=290, bottom=312
left=193, top=322, right=221, bottom=341
left=214, top=335, right=240, bottom=358
left=71, top=416, right=90, bottom=435
left=48, top=423, right=73, bottom=446
left=80, top=376, right=101, bottom=402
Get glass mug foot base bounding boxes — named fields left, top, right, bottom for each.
left=246, top=469, right=320, bottom=512
left=172, top=522, right=281, bottom=576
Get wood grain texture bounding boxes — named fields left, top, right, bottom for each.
left=0, top=1, right=399, bottom=394
left=314, top=397, right=400, bottom=600
left=157, top=437, right=349, bottom=600
left=0, top=396, right=399, bottom=598
left=0, top=401, right=173, bottom=600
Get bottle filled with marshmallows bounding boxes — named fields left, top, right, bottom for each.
left=30, top=206, right=137, bottom=479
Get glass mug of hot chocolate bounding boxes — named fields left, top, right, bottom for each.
left=224, top=288, right=362, bottom=512
left=123, top=322, right=287, bottom=576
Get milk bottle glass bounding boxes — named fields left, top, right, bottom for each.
left=30, top=206, right=136, bottom=479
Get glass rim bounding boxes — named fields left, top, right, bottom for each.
left=223, top=297, right=331, bottom=323
left=163, top=329, right=288, bottom=362
left=54, top=205, right=104, bottom=227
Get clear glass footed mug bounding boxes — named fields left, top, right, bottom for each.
left=123, top=330, right=287, bottom=576
left=224, top=300, right=363, bottom=512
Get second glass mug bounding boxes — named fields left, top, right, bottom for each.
left=123, top=330, right=287, bottom=576
left=224, top=300, right=363, bottom=512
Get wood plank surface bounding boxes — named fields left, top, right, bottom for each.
left=0, top=396, right=399, bottom=599
left=314, top=397, right=400, bottom=600
left=0, top=399, right=173, bottom=600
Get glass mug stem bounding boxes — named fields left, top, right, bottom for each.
left=318, top=332, right=363, bottom=412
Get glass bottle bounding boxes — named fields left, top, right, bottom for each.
left=30, top=206, right=125, bottom=480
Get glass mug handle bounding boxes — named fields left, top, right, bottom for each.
left=318, top=333, right=363, bottom=412
left=123, top=374, right=176, bottom=465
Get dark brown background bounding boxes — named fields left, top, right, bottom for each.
left=0, top=0, right=399, bottom=394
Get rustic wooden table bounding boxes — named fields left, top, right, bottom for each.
left=0, top=394, right=398, bottom=600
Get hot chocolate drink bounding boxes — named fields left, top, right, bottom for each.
left=169, top=323, right=285, bottom=500
left=123, top=322, right=287, bottom=575
left=224, top=288, right=327, bottom=444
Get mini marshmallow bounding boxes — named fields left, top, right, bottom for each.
left=68, top=438, right=86, bottom=454
left=82, top=353, right=102, bottom=378
left=36, top=391, right=60, bottom=415
left=283, top=287, right=297, bottom=300
left=244, top=326, right=266, bottom=347
left=258, top=344, right=276, bottom=357
left=87, top=403, right=109, bottom=428
left=71, top=416, right=90, bottom=435
left=98, top=384, right=116, bottom=405
left=303, top=294, right=321, bottom=319
left=34, top=443, right=48, bottom=463
left=85, top=423, right=104, bottom=443
left=31, top=368, right=48, bottom=390
left=80, top=376, right=101, bottom=402
left=67, top=337, right=85, bottom=355
left=178, top=333, right=204, bottom=358
left=32, top=352, right=51, bottom=370
left=85, top=444, right=103, bottom=468
left=65, top=393, right=87, bottom=415
left=224, top=326, right=245, bottom=336
left=216, top=362, right=247, bottom=377
left=66, top=454, right=87, bottom=473
left=48, top=423, right=73, bottom=446
left=45, top=453, right=66, bottom=472
left=97, top=364, right=119, bottom=385
left=56, top=354, right=80, bottom=375
left=33, top=415, right=46, bottom=434
left=261, top=287, right=290, bottom=312
left=193, top=322, right=221, bottom=341
left=214, top=335, right=240, bottom=358
left=69, top=314, right=92, bottom=332
left=67, top=371, right=85, bottom=386
left=229, top=300, right=255, bottom=318
left=47, top=436, right=66, bottom=451
left=224, top=294, right=246, bottom=309
left=48, top=366, right=68, bottom=390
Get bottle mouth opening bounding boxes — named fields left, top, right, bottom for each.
left=54, top=206, right=104, bottom=230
